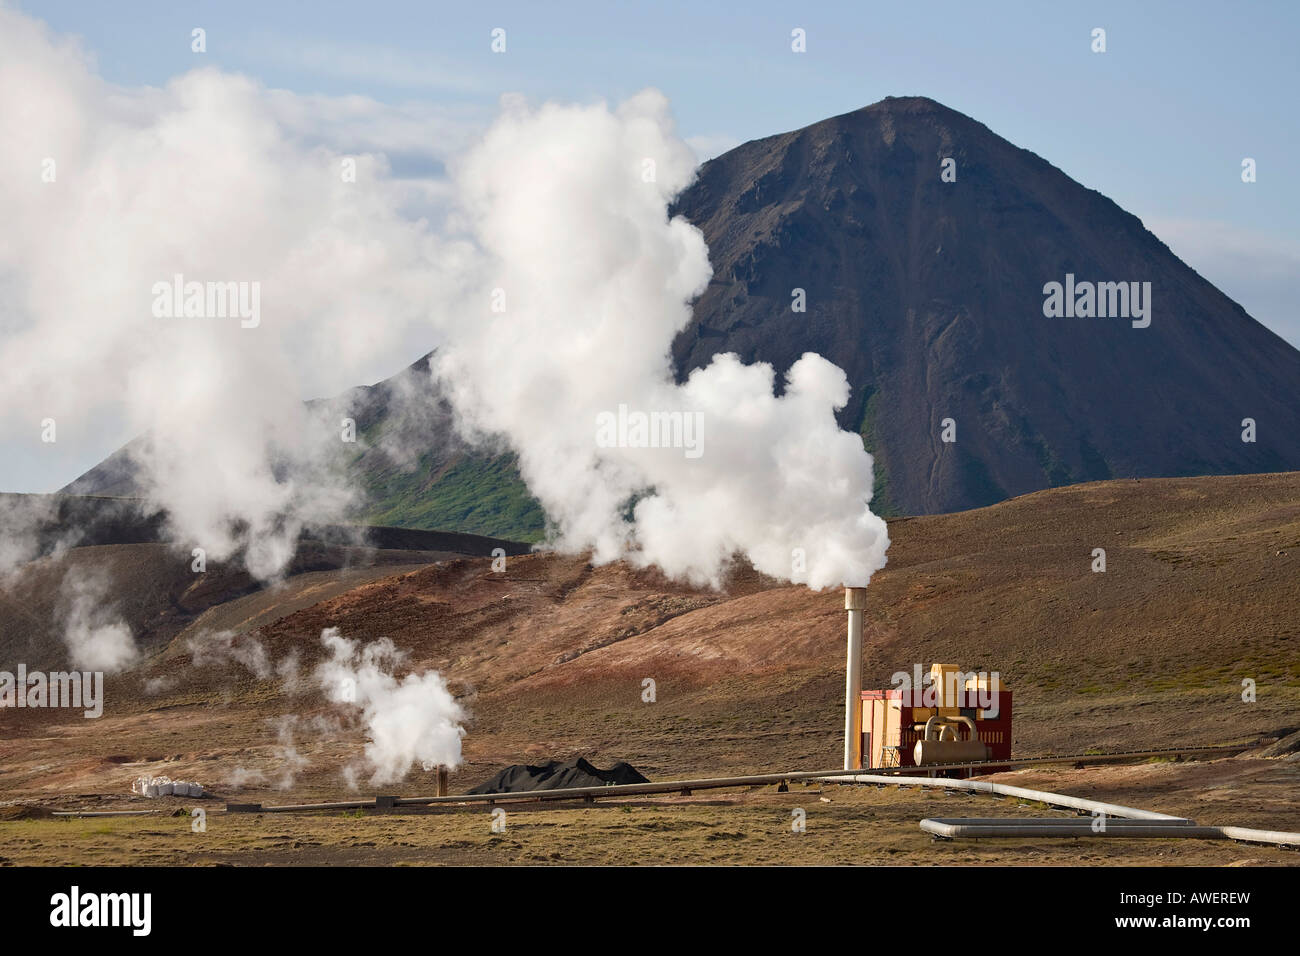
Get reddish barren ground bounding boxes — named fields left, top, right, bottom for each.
left=1, top=473, right=1298, bottom=864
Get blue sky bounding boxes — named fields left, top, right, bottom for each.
left=5, top=0, right=1299, bottom=491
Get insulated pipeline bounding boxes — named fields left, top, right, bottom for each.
left=818, top=772, right=1189, bottom=820
left=919, top=817, right=1300, bottom=847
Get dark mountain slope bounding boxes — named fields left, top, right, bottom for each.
left=669, top=95, right=1300, bottom=514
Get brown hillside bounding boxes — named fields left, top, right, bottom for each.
left=1, top=472, right=1296, bottom=810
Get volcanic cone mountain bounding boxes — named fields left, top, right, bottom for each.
left=63, top=96, right=1300, bottom=526
left=669, top=95, right=1300, bottom=514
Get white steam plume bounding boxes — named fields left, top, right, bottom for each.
left=0, top=494, right=57, bottom=580
left=186, top=629, right=273, bottom=680
left=269, top=715, right=311, bottom=791
left=57, top=567, right=137, bottom=673
left=436, top=92, right=890, bottom=589
left=1, top=6, right=888, bottom=595
left=0, top=7, right=470, bottom=580
left=316, top=627, right=465, bottom=786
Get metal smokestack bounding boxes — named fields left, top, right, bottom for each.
left=844, top=587, right=867, bottom=769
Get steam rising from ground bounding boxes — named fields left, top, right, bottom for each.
left=0, top=495, right=57, bottom=577
left=437, top=93, right=889, bottom=588
left=0, top=7, right=465, bottom=581
left=186, top=629, right=273, bottom=680
left=57, top=568, right=137, bottom=673
left=316, top=627, right=465, bottom=786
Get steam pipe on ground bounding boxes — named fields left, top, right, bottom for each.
left=817, top=772, right=1189, bottom=821
left=212, top=744, right=1249, bottom=814
left=825, top=773, right=1300, bottom=848
left=919, top=817, right=1300, bottom=847
left=246, top=766, right=1191, bottom=815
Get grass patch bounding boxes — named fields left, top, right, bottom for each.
left=857, top=387, right=901, bottom=518
left=362, top=452, right=545, bottom=543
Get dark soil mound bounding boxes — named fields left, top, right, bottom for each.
left=0, top=803, right=54, bottom=820
left=467, top=758, right=649, bottom=794
left=1253, top=728, right=1300, bottom=758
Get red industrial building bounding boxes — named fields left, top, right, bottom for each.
left=859, top=664, right=1012, bottom=776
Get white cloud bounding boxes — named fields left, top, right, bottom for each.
left=263, top=88, right=486, bottom=163
left=248, top=34, right=491, bottom=94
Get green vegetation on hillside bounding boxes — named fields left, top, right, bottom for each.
left=857, top=388, right=902, bottom=517
left=362, top=452, right=546, bottom=543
